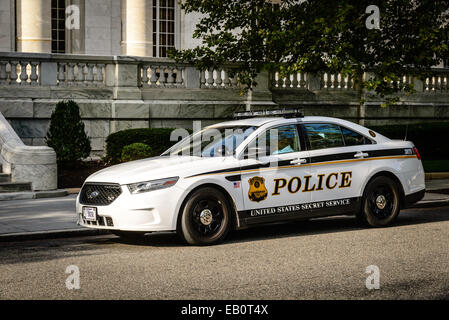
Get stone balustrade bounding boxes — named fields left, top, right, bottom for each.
left=0, top=60, right=40, bottom=85
left=200, top=68, right=239, bottom=89
left=272, top=71, right=309, bottom=89
left=425, top=69, right=449, bottom=92
left=140, top=60, right=185, bottom=88
left=0, top=52, right=447, bottom=93
left=57, top=62, right=106, bottom=87
left=272, top=72, right=356, bottom=91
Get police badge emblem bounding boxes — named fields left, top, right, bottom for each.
left=248, top=176, right=268, bottom=202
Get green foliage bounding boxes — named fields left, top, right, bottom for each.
left=172, top=0, right=449, bottom=101
left=45, top=100, right=91, bottom=165
left=121, top=143, right=153, bottom=162
left=105, top=128, right=181, bottom=164
left=370, top=122, right=449, bottom=159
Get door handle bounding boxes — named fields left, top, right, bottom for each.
left=354, top=152, right=369, bottom=159
left=290, top=158, right=307, bottom=165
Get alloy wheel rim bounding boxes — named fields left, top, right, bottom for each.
left=192, top=198, right=224, bottom=237
left=369, top=185, right=395, bottom=219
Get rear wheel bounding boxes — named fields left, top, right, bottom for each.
left=360, top=176, right=401, bottom=227
left=179, top=187, right=231, bottom=245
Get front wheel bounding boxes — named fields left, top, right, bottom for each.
left=179, top=187, right=232, bottom=245
left=359, top=176, right=401, bottom=227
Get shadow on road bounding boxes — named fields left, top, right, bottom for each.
left=1, top=207, right=447, bottom=262
left=111, top=206, right=449, bottom=247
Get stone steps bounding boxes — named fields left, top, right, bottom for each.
left=0, top=164, right=34, bottom=192
left=0, top=166, right=68, bottom=200
left=0, top=182, right=32, bottom=193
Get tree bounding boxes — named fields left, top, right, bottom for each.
left=172, top=0, right=449, bottom=104
left=46, top=100, right=91, bottom=166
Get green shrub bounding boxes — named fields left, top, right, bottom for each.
left=121, top=143, right=153, bottom=162
left=105, top=128, right=181, bottom=164
left=369, top=122, right=449, bottom=160
left=45, top=100, right=91, bottom=166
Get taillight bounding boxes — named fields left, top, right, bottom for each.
left=413, top=147, right=421, bottom=160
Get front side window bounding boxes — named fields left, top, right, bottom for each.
left=304, top=123, right=344, bottom=150
left=162, top=126, right=257, bottom=157
left=248, top=125, right=301, bottom=157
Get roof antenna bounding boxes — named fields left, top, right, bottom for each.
left=404, top=105, right=411, bottom=141
left=404, top=123, right=409, bottom=141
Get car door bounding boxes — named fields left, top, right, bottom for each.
left=238, top=123, right=312, bottom=225
left=301, top=122, right=374, bottom=216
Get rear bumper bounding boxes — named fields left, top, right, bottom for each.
left=403, top=189, right=425, bottom=208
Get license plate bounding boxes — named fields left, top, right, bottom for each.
left=82, top=207, right=97, bottom=221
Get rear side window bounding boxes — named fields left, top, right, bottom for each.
left=304, top=123, right=344, bottom=150
left=341, top=127, right=372, bottom=146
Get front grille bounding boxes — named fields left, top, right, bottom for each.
left=105, top=216, right=114, bottom=226
left=80, top=183, right=122, bottom=206
left=80, top=214, right=114, bottom=227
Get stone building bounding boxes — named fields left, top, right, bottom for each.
left=0, top=0, right=202, bottom=56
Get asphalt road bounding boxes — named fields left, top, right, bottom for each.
left=0, top=206, right=448, bottom=300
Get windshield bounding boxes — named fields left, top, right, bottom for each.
left=162, top=126, right=257, bottom=157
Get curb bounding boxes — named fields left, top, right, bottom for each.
left=66, top=188, right=81, bottom=195
left=0, top=189, right=68, bottom=201
left=0, top=228, right=110, bottom=242
left=425, top=172, right=449, bottom=180
left=410, top=199, right=449, bottom=209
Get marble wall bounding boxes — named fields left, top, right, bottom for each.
left=0, top=0, right=13, bottom=52
left=84, top=0, right=121, bottom=55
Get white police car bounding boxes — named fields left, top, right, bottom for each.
left=76, top=110, right=425, bottom=245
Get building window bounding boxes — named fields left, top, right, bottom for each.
left=153, top=0, right=176, bottom=57
left=51, top=0, right=66, bottom=53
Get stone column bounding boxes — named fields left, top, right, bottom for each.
left=16, top=0, right=51, bottom=53
left=121, top=0, right=153, bottom=56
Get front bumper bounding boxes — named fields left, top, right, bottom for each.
left=76, top=183, right=185, bottom=232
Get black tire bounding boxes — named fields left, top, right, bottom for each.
left=111, top=230, right=146, bottom=240
left=179, top=187, right=232, bottom=245
left=359, top=176, right=401, bottom=227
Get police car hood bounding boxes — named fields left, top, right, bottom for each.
left=85, top=156, right=237, bottom=185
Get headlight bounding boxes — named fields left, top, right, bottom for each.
left=127, top=177, right=179, bottom=194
